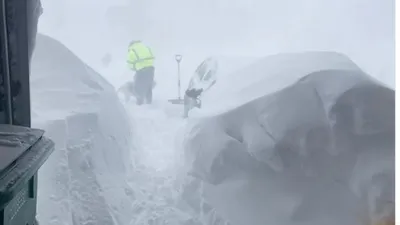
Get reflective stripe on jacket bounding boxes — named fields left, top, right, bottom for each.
left=127, top=41, right=154, bottom=71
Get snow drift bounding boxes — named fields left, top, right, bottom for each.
left=31, top=33, right=135, bottom=225
left=182, top=52, right=394, bottom=225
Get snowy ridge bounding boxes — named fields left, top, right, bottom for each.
left=31, top=34, right=135, bottom=225
left=183, top=52, right=395, bottom=225
left=193, top=51, right=365, bottom=116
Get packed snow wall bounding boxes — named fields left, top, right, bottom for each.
left=31, top=33, right=136, bottom=225
left=182, top=51, right=395, bottom=225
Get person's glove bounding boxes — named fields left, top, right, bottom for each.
left=196, top=99, right=202, bottom=108
left=185, top=88, right=203, bottom=99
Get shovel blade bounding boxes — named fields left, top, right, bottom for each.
left=168, top=98, right=185, bottom=104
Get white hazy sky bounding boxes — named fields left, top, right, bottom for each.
left=38, top=0, right=394, bottom=86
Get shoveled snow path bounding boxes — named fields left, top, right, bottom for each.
left=124, top=101, right=194, bottom=225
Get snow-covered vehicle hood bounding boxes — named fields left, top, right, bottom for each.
left=182, top=51, right=394, bottom=225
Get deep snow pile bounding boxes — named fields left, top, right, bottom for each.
left=31, top=33, right=136, bottom=225
left=182, top=51, right=395, bottom=225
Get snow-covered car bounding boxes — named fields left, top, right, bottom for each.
left=182, top=51, right=394, bottom=225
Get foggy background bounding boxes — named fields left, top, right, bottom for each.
left=37, top=0, right=394, bottom=88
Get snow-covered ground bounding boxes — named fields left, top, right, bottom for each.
left=123, top=103, right=192, bottom=224
left=30, top=33, right=219, bottom=225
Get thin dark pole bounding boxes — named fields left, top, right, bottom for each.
left=175, top=54, right=182, bottom=100
left=0, top=0, right=13, bottom=124
left=177, top=61, right=181, bottom=100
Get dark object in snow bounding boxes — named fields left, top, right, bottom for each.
left=185, top=88, right=203, bottom=99
left=0, top=125, right=54, bottom=225
left=183, top=88, right=203, bottom=118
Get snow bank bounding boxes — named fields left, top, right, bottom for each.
left=182, top=51, right=394, bottom=225
left=31, top=33, right=135, bottom=225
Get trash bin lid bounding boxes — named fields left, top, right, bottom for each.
left=0, top=125, right=44, bottom=172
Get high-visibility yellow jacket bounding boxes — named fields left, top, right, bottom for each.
left=127, top=41, right=154, bottom=71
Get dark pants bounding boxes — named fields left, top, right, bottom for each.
left=133, top=66, right=155, bottom=105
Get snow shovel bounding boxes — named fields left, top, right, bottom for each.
left=168, top=54, right=185, bottom=104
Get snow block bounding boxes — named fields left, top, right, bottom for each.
left=31, top=33, right=135, bottom=225
left=183, top=51, right=394, bottom=225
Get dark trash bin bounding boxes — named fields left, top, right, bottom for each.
left=0, top=125, right=54, bottom=225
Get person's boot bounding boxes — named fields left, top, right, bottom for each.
left=136, top=97, right=144, bottom=105
left=145, top=89, right=153, bottom=104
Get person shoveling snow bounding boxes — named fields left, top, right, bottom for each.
left=127, top=40, right=155, bottom=105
